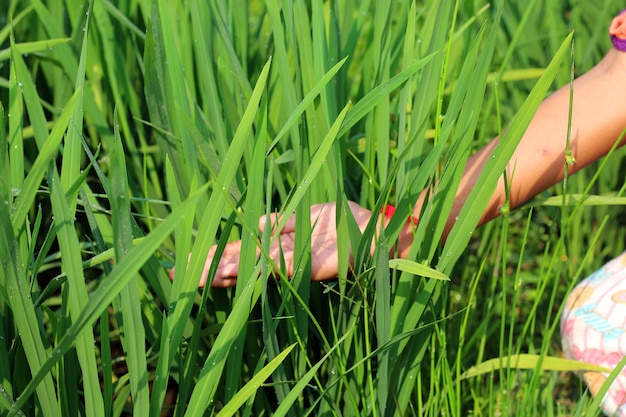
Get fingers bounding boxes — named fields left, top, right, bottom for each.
left=168, top=240, right=244, bottom=288
left=209, top=267, right=238, bottom=287
left=267, top=234, right=295, bottom=277
left=259, top=212, right=296, bottom=234
left=170, top=203, right=341, bottom=288
left=169, top=233, right=296, bottom=288
left=208, top=235, right=294, bottom=287
left=259, top=203, right=334, bottom=235
left=203, top=240, right=245, bottom=286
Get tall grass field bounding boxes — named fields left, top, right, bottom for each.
left=2, top=0, right=626, bottom=416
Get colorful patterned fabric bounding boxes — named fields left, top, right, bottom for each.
left=561, top=252, right=626, bottom=416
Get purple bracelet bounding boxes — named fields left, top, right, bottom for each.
left=611, top=9, right=626, bottom=52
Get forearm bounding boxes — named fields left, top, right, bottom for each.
left=398, top=48, right=626, bottom=258
left=483, top=49, right=626, bottom=222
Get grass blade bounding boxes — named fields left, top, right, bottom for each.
left=216, top=344, right=297, bottom=417
left=388, top=259, right=450, bottom=281
left=1, top=144, right=59, bottom=417
left=461, top=354, right=611, bottom=379
left=109, top=109, right=149, bottom=415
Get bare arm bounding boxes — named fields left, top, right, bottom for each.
left=398, top=45, right=626, bottom=258
left=174, top=14, right=626, bottom=287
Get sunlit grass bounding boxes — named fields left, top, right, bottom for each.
left=1, top=0, right=625, bottom=416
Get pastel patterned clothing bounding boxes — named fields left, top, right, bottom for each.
left=561, top=251, right=626, bottom=416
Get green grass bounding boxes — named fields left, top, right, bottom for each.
left=1, top=0, right=626, bottom=416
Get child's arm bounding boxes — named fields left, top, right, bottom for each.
left=398, top=43, right=626, bottom=257
left=173, top=13, right=626, bottom=287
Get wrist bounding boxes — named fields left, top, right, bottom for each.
left=380, top=204, right=418, bottom=259
left=397, top=222, right=415, bottom=259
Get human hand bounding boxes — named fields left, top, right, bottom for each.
left=168, top=201, right=376, bottom=287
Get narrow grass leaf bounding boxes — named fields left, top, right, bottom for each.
left=99, top=308, right=113, bottom=417
left=28, top=0, right=79, bottom=89
left=267, top=58, right=347, bottom=153
left=485, top=68, right=545, bottom=84
left=0, top=103, right=11, bottom=402
left=0, top=385, right=20, bottom=416
left=388, top=259, right=450, bottom=281
left=49, top=170, right=104, bottom=417
left=337, top=53, right=435, bottom=138
left=98, top=0, right=146, bottom=39
left=10, top=90, right=79, bottom=229
left=183, top=273, right=260, bottom=417
left=60, top=0, right=92, bottom=198
left=109, top=110, right=150, bottom=415
left=154, top=0, right=196, bottom=181
left=461, top=354, right=611, bottom=379
left=273, top=325, right=355, bottom=417
left=8, top=60, right=23, bottom=192
left=216, top=344, right=297, bottom=417
left=9, top=44, right=80, bottom=229
left=536, top=194, right=626, bottom=206
left=375, top=238, right=391, bottom=415
left=142, top=3, right=188, bottom=189
left=0, top=38, right=71, bottom=62
left=0, top=6, right=33, bottom=46
left=1, top=177, right=59, bottom=417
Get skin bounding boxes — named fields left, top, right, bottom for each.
left=170, top=24, right=626, bottom=288
left=397, top=44, right=626, bottom=258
